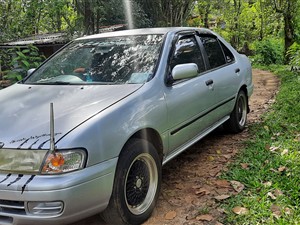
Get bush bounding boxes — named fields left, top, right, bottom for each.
left=287, top=42, right=300, bottom=67
left=4, top=45, right=45, bottom=82
left=251, top=38, right=284, bottom=65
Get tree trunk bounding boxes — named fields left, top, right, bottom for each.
left=283, top=14, right=294, bottom=63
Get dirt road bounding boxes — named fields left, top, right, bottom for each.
left=70, top=69, right=280, bottom=225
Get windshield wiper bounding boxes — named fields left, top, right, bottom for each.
left=42, top=81, right=71, bottom=85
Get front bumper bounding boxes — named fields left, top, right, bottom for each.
left=0, top=158, right=117, bottom=225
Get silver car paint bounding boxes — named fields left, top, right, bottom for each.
left=0, top=27, right=253, bottom=225
left=0, top=83, right=144, bottom=149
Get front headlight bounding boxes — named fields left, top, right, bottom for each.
left=41, top=149, right=87, bottom=174
left=0, top=148, right=87, bottom=174
left=0, top=149, right=47, bottom=173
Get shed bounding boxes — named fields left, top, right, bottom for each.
left=0, top=32, right=69, bottom=58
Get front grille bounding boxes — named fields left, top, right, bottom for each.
left=0, top=200, right=26, bottom=215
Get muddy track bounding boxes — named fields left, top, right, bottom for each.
left=70, top=69, right=280, bottom=225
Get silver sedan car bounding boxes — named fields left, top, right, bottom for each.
left=0, top=27, right=253, bottom=225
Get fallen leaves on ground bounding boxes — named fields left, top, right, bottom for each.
left=240, top=163, right=249, bottom=169
left=274, top=189, right=283, bottom=197
left=281, top=149, right=289, bottom=156
left=214, top=195, right=231, bottom=200
left=230, top=180, right=245, bottom=193
left=267, top=192, right=277, bottom=200
left=232, top=206, right=249, bottom=215
left=262, top=181, right=272, bottom=187
left=278, top=166, right=287, bottom=172
left=270, top=204, right=281, bottom=219
left=214, top=180, right=231, bottom=188
left=196, top=214, right=213, bottom=221
left=195, top=188, right=210, bottom=196
left=269, top=146, right=280, bottom=152
left=164, top=211, right=177, bottom=220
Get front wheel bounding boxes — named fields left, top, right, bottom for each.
left=224, top=90, right=248, bottom=133
left=101, top=139, right=162, bottom=225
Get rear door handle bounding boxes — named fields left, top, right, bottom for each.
left=205, top=79, right=214, bottom=86
left=235, top=68, right=240, bottom=73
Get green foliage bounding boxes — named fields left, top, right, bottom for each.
left=287, top=42, right=300, bottom=66
left=4, top=45, right=45, bottom=81
left=221, top=67, right=300, bottom=224
left=251, top=39, right=284, bottom=65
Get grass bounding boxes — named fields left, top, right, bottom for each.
left=221, top=65, right=300, bottom=224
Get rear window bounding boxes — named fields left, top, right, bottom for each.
left=200, top=36, right=226, bottom=69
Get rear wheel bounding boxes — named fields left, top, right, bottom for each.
left=101, top=139, right=161, bottom=225
left=224, top=90, right=248, bottom=133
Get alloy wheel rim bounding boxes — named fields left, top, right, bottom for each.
left=237, top=95, right=247, bottom=126
left=125, top=153, right=158, bottom=215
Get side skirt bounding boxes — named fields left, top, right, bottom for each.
left=162, top=116, right=229, bottom=166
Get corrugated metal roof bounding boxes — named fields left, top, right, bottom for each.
left=0, top=33, right=68, bottom=47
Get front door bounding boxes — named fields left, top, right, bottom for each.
left=164, top=34, right=216, bottom=153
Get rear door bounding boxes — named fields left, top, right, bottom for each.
left=198, top=34, right=241, bottom=119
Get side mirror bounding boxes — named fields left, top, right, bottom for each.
left=27, top=68, right=36, bottom=76
left=171, top=63, right=198, bottom=81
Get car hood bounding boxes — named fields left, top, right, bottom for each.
left=0, top=83, right=142, bottom=149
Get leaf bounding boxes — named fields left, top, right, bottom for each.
left=208, top=156, right=215, bottom=161
left=240, top=163, right=249, bottom=169
left=278, top=166, right=286, bottom=172
left=269, top=146, right=280, bottom=152
left=262, top=181, right=272, bottom=187
left=274, top=189, right=283, bottom=197
left=165, top=211, right=177, bottom=220
left=214, top=195, right=230, bottom=200
left=195, top=188, right=210, bottom=196
left=196, top=214, right=213, bottom=221
left=281, top=149, right=289, bottom=156
left=214, top=180, right=231, bottom=187
left=223, top=154, right=231, bottom=159
left=232, top=206, right=249, bottom=215
left=230, top=180, right=245, bottom=193
left=22, top=49, right=30, bottom=53
left=284, top=207, right=292, bottom=215
left=21, top=60, right=30, bottom=68
left=16, top=51, right=26, bottom=58
left=267, top=192, right=276, bottom=200
left=270, top=204, right=281, bottom=219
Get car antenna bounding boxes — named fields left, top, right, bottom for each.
left=50, top=102, right=56, bottom=154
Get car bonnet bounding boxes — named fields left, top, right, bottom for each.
left=0, top=83, right=142, bottom=149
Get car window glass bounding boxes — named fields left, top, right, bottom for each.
left=25, top=35, right=163, bottom=84
left=200, top=36, right=226, bottom=69
left=171, top=36, right=205, bottom=73
left=220, top=41, right=235, bottom=63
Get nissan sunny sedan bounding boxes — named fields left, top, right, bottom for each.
left=0, top=27, right=253, bottom=225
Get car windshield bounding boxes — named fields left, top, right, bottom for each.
left=24, top=34, right=163, bottom=85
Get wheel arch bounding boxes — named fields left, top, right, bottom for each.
left=124, top=128, right=164, bottom=163
left=239, top=84, right=250, bottom=113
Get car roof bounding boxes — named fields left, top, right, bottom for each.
left=76, top=27, right=214, bottom=40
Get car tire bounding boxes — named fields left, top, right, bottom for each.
left=224, top=90, right=248, bottom=133
left=101, top=138, right=162, bottom=225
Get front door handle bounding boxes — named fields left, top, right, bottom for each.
left=205, top=79, right=214, bottom=86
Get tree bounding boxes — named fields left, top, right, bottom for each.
left=136, top=0, right=195, bottom=26
left=269, top=0, right=298, bottom=62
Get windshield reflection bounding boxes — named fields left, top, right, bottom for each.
left=25, top=35, right=163, bottom=85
